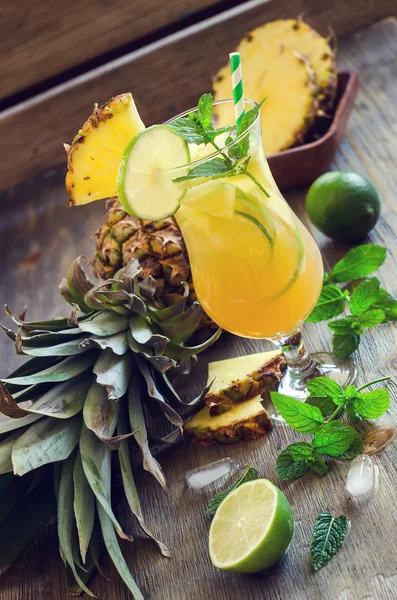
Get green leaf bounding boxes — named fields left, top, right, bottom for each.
left=26, top=374, right=92, bottom=419
left=58, top=454, right=94, bottom=596
left=97, top=502, right=144, bottom=600
left=372, top=288, right=397, bottom=321
left=311, top=512, right=349, bottom=570
left=310, top=453, right=329, bottom=476
left=157, top=302, right=204, bottom=344
left=0, top=413, right=42, bottom=436
left=353, top=388, right=390, bottom=419
left=79, top=331, right=129, bottom=355
left=328, top=317, right=355, bottom=335
left=169, top=117, right=207, bottom=144
left=73, top=450, right=95, bottom=564
left=345, top=401, right=358, bottom=423
left=306, top=285, right=346, bottom=323
left=165, top=326, right=222, bottom=361
left=79, top=311, right=128, bottom=337
left=93, top=349, right=133, bottom=400
left=276, top=445, right=310, bottom=481
left=0, top=431, right=20, bottom=474
left=271, top=392, right=324, bottom=433
left=129, top=314, right=168, bottom=353
left=127, top=331, right=176, bottom=373
left=332, top=333, right=360, bottom=359
left=117, top=408, right=170, bottom=555
left=357, top=308, right=386, bottom=329
left=312, top=422, right=356, bottom=456
left=305, top=396, right=338, bottom=416
left=198, top=93, right=213, bottom=128
left=207, top=466, right=258, bottom=516
left=66, top=257, right=95, bottom=313
left=2, top=352, right=96, bottom=386
left=329, top=245, right=386, bottom=282
left=349, top=277, right=380, bottom=315
left=174, top=157, right=232, bottom=182
left=338, top=430, right=364, bottom=459
left=288, top=442, right=315, bottom=460
left=12, top=415, right=81, bottom=475
left=80, top=424, right=131, bottom=541
left=83, top=379, right=128, bottom=449
left=128, top=375, right=167, bottom=491
left=306, top=377, right=344, bottom=402
left=21, top=336, right=89, bottom=357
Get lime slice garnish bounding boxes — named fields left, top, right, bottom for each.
left=117, top=125, right=190, bottom=220
left=209, top=479, right=294, bottom=573
left=234, top=189, right=275, bottom=249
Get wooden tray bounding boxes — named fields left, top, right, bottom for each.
left=269, top=71, right=359, bottom=190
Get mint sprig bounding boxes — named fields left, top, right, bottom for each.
left=273, top=375, right=390, bottom=481
left=206, top=465, right=258, bottom=517
left=311, top=513, right=349, bottom=570
left=306, top=244, right=397, bottom=358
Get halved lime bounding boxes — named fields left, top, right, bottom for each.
left=116, top=125, right=190, bottom=220
left=209, top=479, right=294, bottom=572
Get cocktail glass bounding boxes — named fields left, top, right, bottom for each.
left=168, top=99, right=356, bottom=402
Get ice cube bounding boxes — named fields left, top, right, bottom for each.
left=346, top=454, right=379, bottom=498
left=185, top=458, right=240, bottom=490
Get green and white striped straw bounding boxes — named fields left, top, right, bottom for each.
left=229, top=52, right=245, bottom=132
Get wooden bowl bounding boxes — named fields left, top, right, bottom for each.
left=268, top=71, right=359, bottom=190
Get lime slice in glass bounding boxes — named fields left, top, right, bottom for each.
left=117, top=125, right=190, bottom=220
left=209, top=479, right=294, bottom=572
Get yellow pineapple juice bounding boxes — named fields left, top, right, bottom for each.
left=174, top=110, right=323, bottom=339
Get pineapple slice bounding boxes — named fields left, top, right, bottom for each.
left=65, top=93, right=145, bottom=206
left=213, top=47, right=318, bottom=156
left=184, top=396, right=272, bottom=446
left=205, top=351, right=285, bottom=416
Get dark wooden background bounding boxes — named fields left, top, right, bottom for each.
left=1, top=2, right=397, bottom=599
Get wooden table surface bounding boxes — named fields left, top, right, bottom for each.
left=1, top=17, right=397, bottom=600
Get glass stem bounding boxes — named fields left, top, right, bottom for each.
left=273, top=329, right=317, bottom=381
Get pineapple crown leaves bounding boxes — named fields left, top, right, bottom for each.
left=0, top=255, right=221, bottom=596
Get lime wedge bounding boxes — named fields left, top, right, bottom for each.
left=117, top=125, right=190, bottom=220
left=209, top=479, right=294, bottom=572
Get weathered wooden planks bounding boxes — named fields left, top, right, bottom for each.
left=0, top=0, right=222, bottom=100
left=0, top=17, right=397, bottom=600
left=1, top=0, right=397, bottom=191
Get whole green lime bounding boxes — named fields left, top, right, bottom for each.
left=306, top=171, right=380, bottom=241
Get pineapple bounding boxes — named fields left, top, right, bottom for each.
left=65, top=93, right=144, bottom=205
left=205, top=351, right=286, bottom=415
left=213, top=47, right=318, bottom=156
left=184, top=396, right=272, bottom=446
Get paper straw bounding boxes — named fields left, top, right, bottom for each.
left=229, top=52, right=245, bottom=132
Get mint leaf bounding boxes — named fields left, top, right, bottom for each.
left=174, top=157, right=232, bottom=182
left=312, top=422, right=356, bottom=456
left=329, top=245, right=386, bottom=283
left=198, top=93, right=213, bottom=128
left=356, top=308, right=386, bottom=329
left=288, top=442, right=315, bottom=460
left=271, top=392, right=324, bottom=433
left=306, top=377, right=344, bottom=402
left=228, top=98, right=267, bottom=159
left=305, top=396, right=338, bottom=416
left=306, top=285, right=346, bottom=323
left=328, top=317, right=355, bottom=335
left=353, top=388, right=390, bottom=419
left=276, top=445, right=310, bottom=480
left=344, top=385, right=357, bottom=399
left=309, top=453, right=329, bottom=476
left=169, top=118, right=206, bottom=144
left=349, top=277, right=380, bottom=315
left=206, top=466, right=258, bottom=517
left=311, top=513, right=349, bottom=570
left=239, top=97, right=267, bottom=135
left=338, top=430, right=364, bottom=459
left=332, top=332, right=360, bottom=359
left=373, top=288, right=397, bottom=321
left=345, top=401, right=358, bottom=423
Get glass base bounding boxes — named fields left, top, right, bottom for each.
left=270, top=352, right=357, bottom=424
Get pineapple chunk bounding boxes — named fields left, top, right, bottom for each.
left=205, top=350, right=285, bottom=415
left=213, top=47, right=318, bottom=156
left=184, top=396, right=272, bottom=446
left=65, top=93, right=145, bottom=206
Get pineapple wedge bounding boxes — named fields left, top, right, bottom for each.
left=65, top=93, right=145, bottom=206
left=213, top=47, right=318, bottom=156
left=184, top=396, right=272, bottom=446
left=205, top=351, right=285, bottom=415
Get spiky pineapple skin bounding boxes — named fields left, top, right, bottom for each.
left=205, top=354, right=286, bottom=415
left=92, top=198, right=216, bottom=334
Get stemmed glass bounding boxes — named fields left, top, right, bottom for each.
left=169, top=99, right=356, bottom=402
